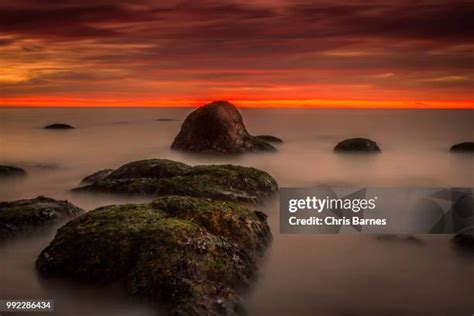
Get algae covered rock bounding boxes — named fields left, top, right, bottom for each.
left=450, top=142, right=474, bottom=152
left=0, top=196, right=83, bottom=239
left=171, top=101, right=276, bottom=154
left=80, top=169, right=114, bottom=184
left=0, top=165, right=26, bottom=178
left=75, top=159, right=278, bottom=203
left=37, top=196, right=271, bottom=315
left=334, top=138, right=381, bottom=152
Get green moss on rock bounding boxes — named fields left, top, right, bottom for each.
left=0, top=196, right=83, bottom=240
left=75, top=159, right=278, bottom=203
left=36, top=196, right=271, bottom=315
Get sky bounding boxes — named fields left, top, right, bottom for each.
left=1, top=0, right=473, bottom=108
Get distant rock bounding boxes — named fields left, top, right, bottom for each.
left=44, top=123, right=74, bottom=129
left=156, top=118, right=178, bottom=122
left=0, top=165, right=26, bottom=178
left=255, top=135, right=283, bottom=143
left=450, top=142, right=474, bottom=152
left=36, top=195, right=271, bottom=315
left=171, top=101, right=275, bottom=154
left=0, top=196, right=83, bottom=240
left=334, top=138, right=381, bottom=152
left=75, top=159, right=278, bottom=204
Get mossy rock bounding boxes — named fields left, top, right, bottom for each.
left=75, top=159, right=278, bottom=203
left=37, top=196, right=271, bottom=315
left=0, top=196, right=83, bottom=240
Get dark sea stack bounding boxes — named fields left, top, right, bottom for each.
left=36, top=196, right=271, bottom=315
left=0, top=196, right=83, bottom=240
left=334, top=138, right=381, bottom=152
left=450, top=142, right=474, bottom=152
left=255, top=135, right=283, bottom=143
left=74, top=159, right=278, bottom=203
left=171, top=101, right=275, bottom=153
left=0, top=165, right=26, bottom=178
left=44, top=123, right=74, bottom=129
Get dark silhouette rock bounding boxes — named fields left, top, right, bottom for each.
left=171, top=101, right=275, bottom=153
left=255, top=135, right=283, bottom=143
left=44, top=123, right=74, bottom=129
left=156, top=118, right=178, bottom=122
left=74, top=159, right=278, bottom=204
left=453, top=230, right=474, bottom=251
left=334, top=138, right=381, bottom=152
left=0, top=165, right=26, bottom=178
left=450, top=142, right=474, bottom=152
left=0, top=196, right=83, bottom=240
left=36, top=195, right=271, bottom=315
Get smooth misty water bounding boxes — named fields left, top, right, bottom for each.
left=0, top=107, right=473, bottom=315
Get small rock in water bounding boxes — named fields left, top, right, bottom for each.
left=44, top=123, right=74, bottom=129
left=450, top=142, right=474, bottom=152
left=334, top=138, right=381, bottom=152
left=255, top=135, right=283, bottom=143
left=0, top=196, right=83, bottom=240
left=171, top=100, right=276, bottom=154
left=156, top=118, right=178, bottom=122
left=0, top=165, right=26, bottom=178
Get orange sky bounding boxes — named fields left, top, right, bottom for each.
left=1, top=0, right=473, bottom=109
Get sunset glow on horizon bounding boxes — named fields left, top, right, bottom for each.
left=1, top=0, right=473, bottom=109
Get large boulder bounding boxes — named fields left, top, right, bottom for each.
left=334, top=138, right=381, bottom=152
left=0, top=165, right=26, bottom=178
left=0, top=196, right=83, bottom=240
left=450, top=142, right=474, bottom=152
left=36, top=195, right=271, bottom=315
left=171, top=101, right=275, bottom=153
left=44, top=123, right=74, bottom=129
left=74, top=159, right=278, bottom=203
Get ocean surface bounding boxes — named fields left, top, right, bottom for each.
left=1, top=107, right=473, bottom=315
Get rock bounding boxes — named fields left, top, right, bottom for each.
left=334, top=138, right=381, bottom=152
left=450, top=142, right=474, bottom=152
left=80, top=169, right=114, bottom=184
left=452, top=230, right=474, bottom=251
left=156, top=118, right=178, bottom=122
left=0, top=196, right=83, bottom=240
left=255, top=135, right=283, bottom=143
left=74, top=159, right=278, bottom=203
left=36, top=195, right=271, bottom=315
left=0, top=165, right=26, bottom=178
left=171, top=101, right=275, bottom=153
left=44, top=123, right=74, bottom=129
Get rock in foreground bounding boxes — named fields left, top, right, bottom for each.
left=0, top=165, right=26, bottom=178
left=334, top=138, right=381, bottom=152
left=44, top=123, right=74, bottom=129
left=75, top=159, right=278, bottom=203
left=0, top=196, right=83, bottom=240
left=450, top=142, right=474, bottom=152
left=37, top=196, right=271, bottom=315
left=171, top=101, right=275, bottom=153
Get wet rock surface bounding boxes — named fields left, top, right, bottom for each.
left=450, top=142, right=474, bottom=152
left=36, top=195, right=271, bottom=315
left=74, top=159, right=278, bottom=203
left=171, top=101, right=276, bottom=154
left=0, top=196, right=83, bottom=240
left=44, top=123, right=75, bottom=129
left=0, top=165, right=26, bottom=178
left=334, top=138, right=381, bottom=152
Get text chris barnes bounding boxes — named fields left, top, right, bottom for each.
left=287, top=196, right=387, bottom=226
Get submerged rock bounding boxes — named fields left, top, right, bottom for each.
left=450, top=142, right=474, bottom=152
left=255, top=135, right=283, bottom=143
left=0, top=165, right=26, bottom=178
left=334, top=138, right=381, bottom=152
left=171, top=101, right=275, bottom=154
left=36, top=195, right=271, bottom=315
left=75, top=159, right=278, bottom=203
left=0, top=196, right=83, bottom=240
left=44, top=123, right=74, bottom=129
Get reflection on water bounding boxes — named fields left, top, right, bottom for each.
left=0, top=108, right=473, bottom=315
